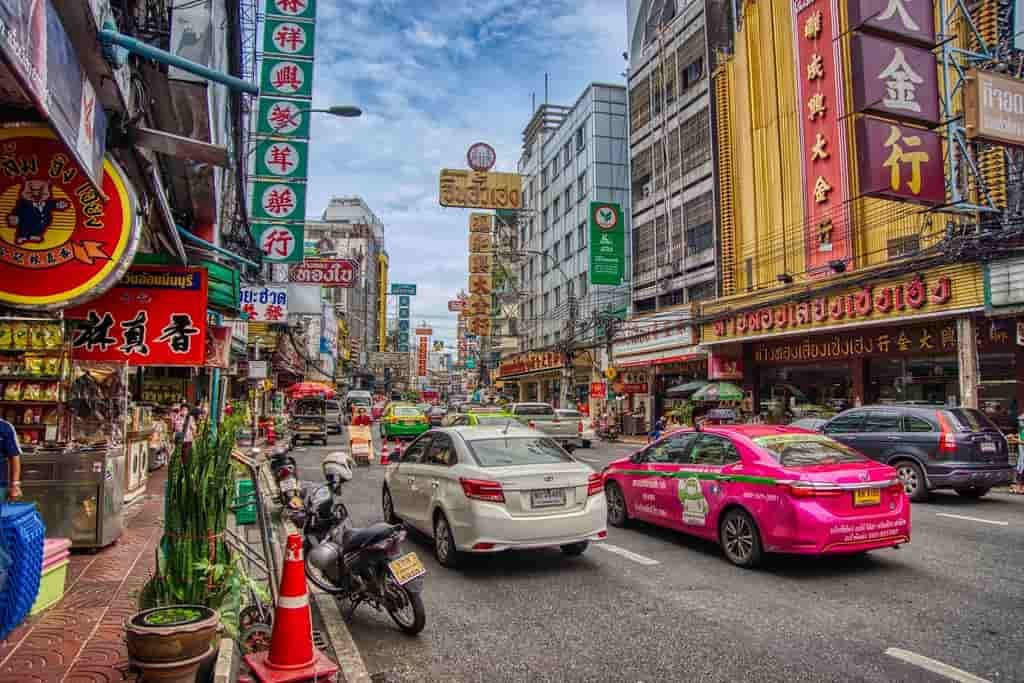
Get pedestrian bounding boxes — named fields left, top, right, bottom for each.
left=352, top=407, right=372, bottom=427
left=1014, top=441, right=1024, bottom=495
left=180, top=403, right=197, bottom=462
left=648, top=416, right=666, bottom=443
left=0, top=418, right=22, bottom=502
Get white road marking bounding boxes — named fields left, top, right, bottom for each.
left=594, top=543, right=660, bottom=566
left=935, top=513, right=1008, bottom=527
left=885, top=648, right=991, bottom=683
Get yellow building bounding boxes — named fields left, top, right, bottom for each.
left=700, top=1, right=1010, bottom=415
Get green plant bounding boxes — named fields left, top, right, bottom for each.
left=666, top=402, right=694, bottom=426
left=193, top=556, right=270, bottom=638
left=141, top=412, right=245, bottom=613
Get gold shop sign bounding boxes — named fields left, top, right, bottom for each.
left=439, top=169, right=522, bottom=209
left=701, top=264, right=983, bottom=344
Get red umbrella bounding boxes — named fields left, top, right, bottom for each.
left=287, top=382, right=336, bottom=399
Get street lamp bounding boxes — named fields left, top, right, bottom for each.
left=319, top=105, right=363, bottom=118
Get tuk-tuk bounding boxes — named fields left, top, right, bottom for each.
left=291, top=397, right=328, bottom=446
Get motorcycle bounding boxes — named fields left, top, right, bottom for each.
left=597, top=422, right=620, bottom=442
left=270, top=444, right=303, bottom=511
left=302, top=453, right=427, bottom=635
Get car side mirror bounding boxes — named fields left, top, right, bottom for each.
left=630, top=452, right=645, bottom=464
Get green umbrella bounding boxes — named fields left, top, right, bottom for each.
left=691, top=381, right=744, bottom=402
left=665, top=380, right=709, bottom=397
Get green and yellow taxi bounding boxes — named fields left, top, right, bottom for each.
left=443, top=409, right=516, bottom=427
left=380, top=403, right=430, bottom=440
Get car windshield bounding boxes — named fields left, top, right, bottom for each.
left=514, top=404, right=554, bottom=416
left=467, top=436, right=573, bottom=467
left=350, top=398, right=371, bottom=406
left=947, top=408, right=999, bottom=432
left=556, top=410, right=581, bottom=418
left=473, top=415, right=513, bottom=425
left=395, top=407, right=421, bottom=417
left=754, top=434, right=866, bottom=467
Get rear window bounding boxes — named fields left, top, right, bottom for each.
left=395, top=407, right=421, bottom=417
left=556, top=410, right=582, bottom=419
left=350, top=398, right=371, bottom=406
left=467, top=437, right=573, bottom=467
left=754, top=434, right=867, bottom=467
left=474, top=415, right=514, bottom=426
left=513, top=404, right=555, bottom=416
left=947, top=409, right=999, bottom=432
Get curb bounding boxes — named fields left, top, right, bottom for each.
left=261, top=461, right=374, bottom=683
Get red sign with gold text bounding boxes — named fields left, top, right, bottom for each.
left=65, top=266, right=209, bottom=366
left=417, top=336, right=428, bottom=377
left=0, top=127, right=139, bottom=309
left=792, top=0, right=850, bottom=274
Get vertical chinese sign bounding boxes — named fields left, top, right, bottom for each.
left=250, top=0, right=318, bottom=263
left=846, top=0, right=944, bottom=207
left=417, top=334, right=428, bottom=379
left=467, top=213, right=493, bottom=338
left=792, top=0, right=851, bottom=274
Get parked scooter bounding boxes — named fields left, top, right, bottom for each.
left=270, top=444, right=303, bottom=510
left=597, top=422, right=621, bottom=442
left=303, top=453, right=427, bottom=635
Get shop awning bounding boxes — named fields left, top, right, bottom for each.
left=614, top=348, right=705, bottom=369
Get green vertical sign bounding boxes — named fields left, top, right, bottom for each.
left=589, top=202, right=624, bottom=285
left=263, top=17, right=316, bottom=60
left=266, top=0, right=317, bottom=21
left=251, top=222, right=304, bottom=263
left=257, top=97, right=312, bottom=138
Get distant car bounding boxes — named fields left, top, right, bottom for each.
left=821, top=405, right=1013, bottom=501
left=380, top=403, right=430, bottom=441
left=603, top=425, right=910, bottom=568
left=555, top=409, right=588, bottom=449
left=324, top=399, right=343, bottom=434
left=382, top=427, right=607, bottom=567
left=507, top=403, right=582, bottom=450
left=444, top=411, right=516, bottom=427
left=426, top=405, right=448, bottom=426
left=789, top=417, right=827, bottom=432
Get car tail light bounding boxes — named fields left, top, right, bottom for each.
left=528, top=420, right=536, bottom=429
left=472, top=542, right=496, bottom=550
left=936, top=411, right=957, bottom=455
left=587, top=472, right=603, bottom=497
left=783, top=483, right=842, bottom=498
left=578, top=420, right=584, bottom=435
left=460, top=478, right=505, bottom=503
left=886, top=480, right=905, bottom=496
left=596, top=530, right=607, bottom=539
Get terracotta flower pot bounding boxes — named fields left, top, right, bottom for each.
left=125, top=605, right=220, bottom=664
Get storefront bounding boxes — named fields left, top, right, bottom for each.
left=700, top=263, right=991, bottom=421
left=497, top=351, right=592, bottom=409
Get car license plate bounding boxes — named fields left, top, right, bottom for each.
left=980, top=441, right=996, bottom=453
left=531, top=488, right=566, bottom=508
left=388, top=552, right=426, bottom=585
left=853, top=488, right=880, bottom=506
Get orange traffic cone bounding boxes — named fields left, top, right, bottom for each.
left=244, top=534, right=339, bottom=683
left=379, top=439, right=390, bottom=466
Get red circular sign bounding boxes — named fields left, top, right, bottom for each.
left=466, top=142, right=497, bottom=171
left=0, top=127, right=139, bottom=309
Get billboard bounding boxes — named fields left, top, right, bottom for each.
left=439, top=169, right=523, bottom=209
left=288, top=258, right=360, bottom=287
left=589, top=202, right=625, bottom=286
left=965, top=69, right=1024, bottom=148
left=391, top=283, right=417, bottom=295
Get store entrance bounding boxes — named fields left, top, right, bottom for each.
left=758, top=365, right=853, bottom=419
left=869, top=357, right=959, bottom=406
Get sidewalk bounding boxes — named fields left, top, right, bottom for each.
left=0, top=469, right=167, bottom=683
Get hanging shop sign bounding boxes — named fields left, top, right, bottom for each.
left=65, top=266, right=208, bottom=366
left=468, top=317, right=491, bottom=337
left=469, top=232, right=493, bottom=252
left=702, top=264, right=984, bottom=343
left=792, top=0, right=852, bottom=274
left=255, top=139, right=310, bottom=179
left=417, top=336, right=428, bottom=377
left=260, top=58, right=314, bottom=99
left=256, top=97, right=312, bottom=138
left=466, top=294, right=490, bottom=317
left=391, top=283, right=417, bottom=296
left=251, top=221, right=303, bottom=263
left=466, top=142, right=497, bottom=172
left=263, top=16, right=316, bottom=60
left=469, top=213, right=493, bottom=233
left=0, top=127, right=139, bottom=309
left=205, top=326, right=231, bottom=369
left=415, top=327, right=433, bottom=336
left=855, top=117, right=945, bottom=205
left=846, top=0, right=936, bottom=47
left=288, top=258, right=360, bottom=287
left=240, top=285, right=289, bottom=322
left=448, top=299, right=466, bottom=312
left=0, top=1, right=108, bottom=195
left=709, top=354, right=743, bottom=380
left=499, top=351, right=564, bottom=378
left=251, top=180, right=307, bottom=221
left=589, top=202, right=625, bottom=286
left=468, top=253, right=493, bottom=274
left=590, top=382, right=607, bottom=399
left=266, top=0, right=317, bottom=21
left=965, top=69, right=1024, bottom=148
left=439, top=169, right=522, bottom=209
left=848, top=33, right=940, bottom=127
left=468, top=274, right=492, bottom=296
left=320, top=301, right=337, bottom=355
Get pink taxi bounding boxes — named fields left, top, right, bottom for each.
left=603, top=425, right=910, bottom=568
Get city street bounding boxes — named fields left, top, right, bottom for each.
left=290, top=428, right=1024, bottom=683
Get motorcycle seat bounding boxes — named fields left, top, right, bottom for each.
left=342, top=522, right=395, bottom=551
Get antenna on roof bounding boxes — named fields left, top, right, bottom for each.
left=544, top=73, right=548, bottom=105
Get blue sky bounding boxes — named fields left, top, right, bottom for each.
left=306, top=0, right=627, bottom=346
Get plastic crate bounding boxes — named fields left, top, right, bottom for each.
left=0, top=503, right=45, bottom=639
left=234, top=479, right=257, bottom=525
left=29, top=558, right=68, bottom=615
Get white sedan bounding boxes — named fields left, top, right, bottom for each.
left=382, top=426, right=607, bottom=567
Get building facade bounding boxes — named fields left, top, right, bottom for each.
left=505, top=83, right=630, bottom=406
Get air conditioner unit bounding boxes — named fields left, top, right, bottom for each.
left=643, top=183, right=653, bottom=198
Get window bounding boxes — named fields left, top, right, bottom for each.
left=563, top=142, right=571, bottom=168
left=400, top=435, right=431, bottom=463
left=553, top=330, right=560, bottom=343
left=425, top=434, right=456, bottom=466
left=578, top=272, right=588, bottom=298
left=903, top=415, right=934, bottom=432
left=824, top=412, right=866, bottom=434
left=887, top=235, right=920, bottom=260
left=543, top=334, right=550, bottom=347
left=578, top=222, right=587, bottom=249
left=645, top=432, right=698, bottom=463
left=690, top=435, right=740, bottom=466
left=520, top=264, right=527, bottom=287
left=552, top=197, right=560, bottom=219
left=552, top=159, right=559, bottom=179
left=684, top=193, right=714, bottom=254
left=864, top=411, right=901, bottom=432
left=681, top=108, right=711, bottom=172
left=543, top=292, right=550, bottom=312
left=564, top=187, right=572, bottom=211
left=577, top=172, right=586, bottom=200
left=553, top=285, right=561, bottom=308
left=552, top=242, right=559, bottom=262
left=564, top=233, right=573, bottom=258
left=521, top=223, right=528, bottom=247
left=683, top=57, right=705, bottom=89
left=754, top=435, right=866, bottom=467
left=542, top=208, right=549, bottom=232
left=541, top=166, right=548, bottom=186
left=687, top=281, right=715, bottom=302
left=542, top=250, right=549, bottom=273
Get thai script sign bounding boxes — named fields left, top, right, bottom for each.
left=288, top=258, right=359, bottom=287
left=965, top=69, right=1024, bottom=148
left=240, top=285, right=289, bottom=322
left=499, top=351, right=564, bottom=378
left=439, top=169, right=522, bottom=209
left=0, top=127, right=139, bottom=309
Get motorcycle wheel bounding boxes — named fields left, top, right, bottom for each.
left=304, top=559, right=345, bottom=595
left=384, top=577, right=426, bottom=635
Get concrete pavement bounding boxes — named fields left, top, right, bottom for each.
left=291, top=428, right=1024, bottom=683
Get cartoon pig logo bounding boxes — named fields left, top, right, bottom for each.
left=6, top=180, right=69, bottom=245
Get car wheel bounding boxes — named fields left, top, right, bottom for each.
left=433, top=513, right=460, bottom=568
left=719, top=508, right=763, bottom=569
left=895, top=460, right=929, bottom=502
left=382, top=486, right=399, bottom=524
left=954, top=486, right=991, bottom=499
left=605, top=481, right=629, bottom=527
left=581, top=439, right=591, bottom=449
left=560, top=541, right=589, bottom=556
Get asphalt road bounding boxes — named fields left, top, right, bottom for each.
left=290, top=428, right=1024, bottom=683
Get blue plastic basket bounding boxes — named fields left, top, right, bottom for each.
left=0, top=503, right=45, bottom=640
